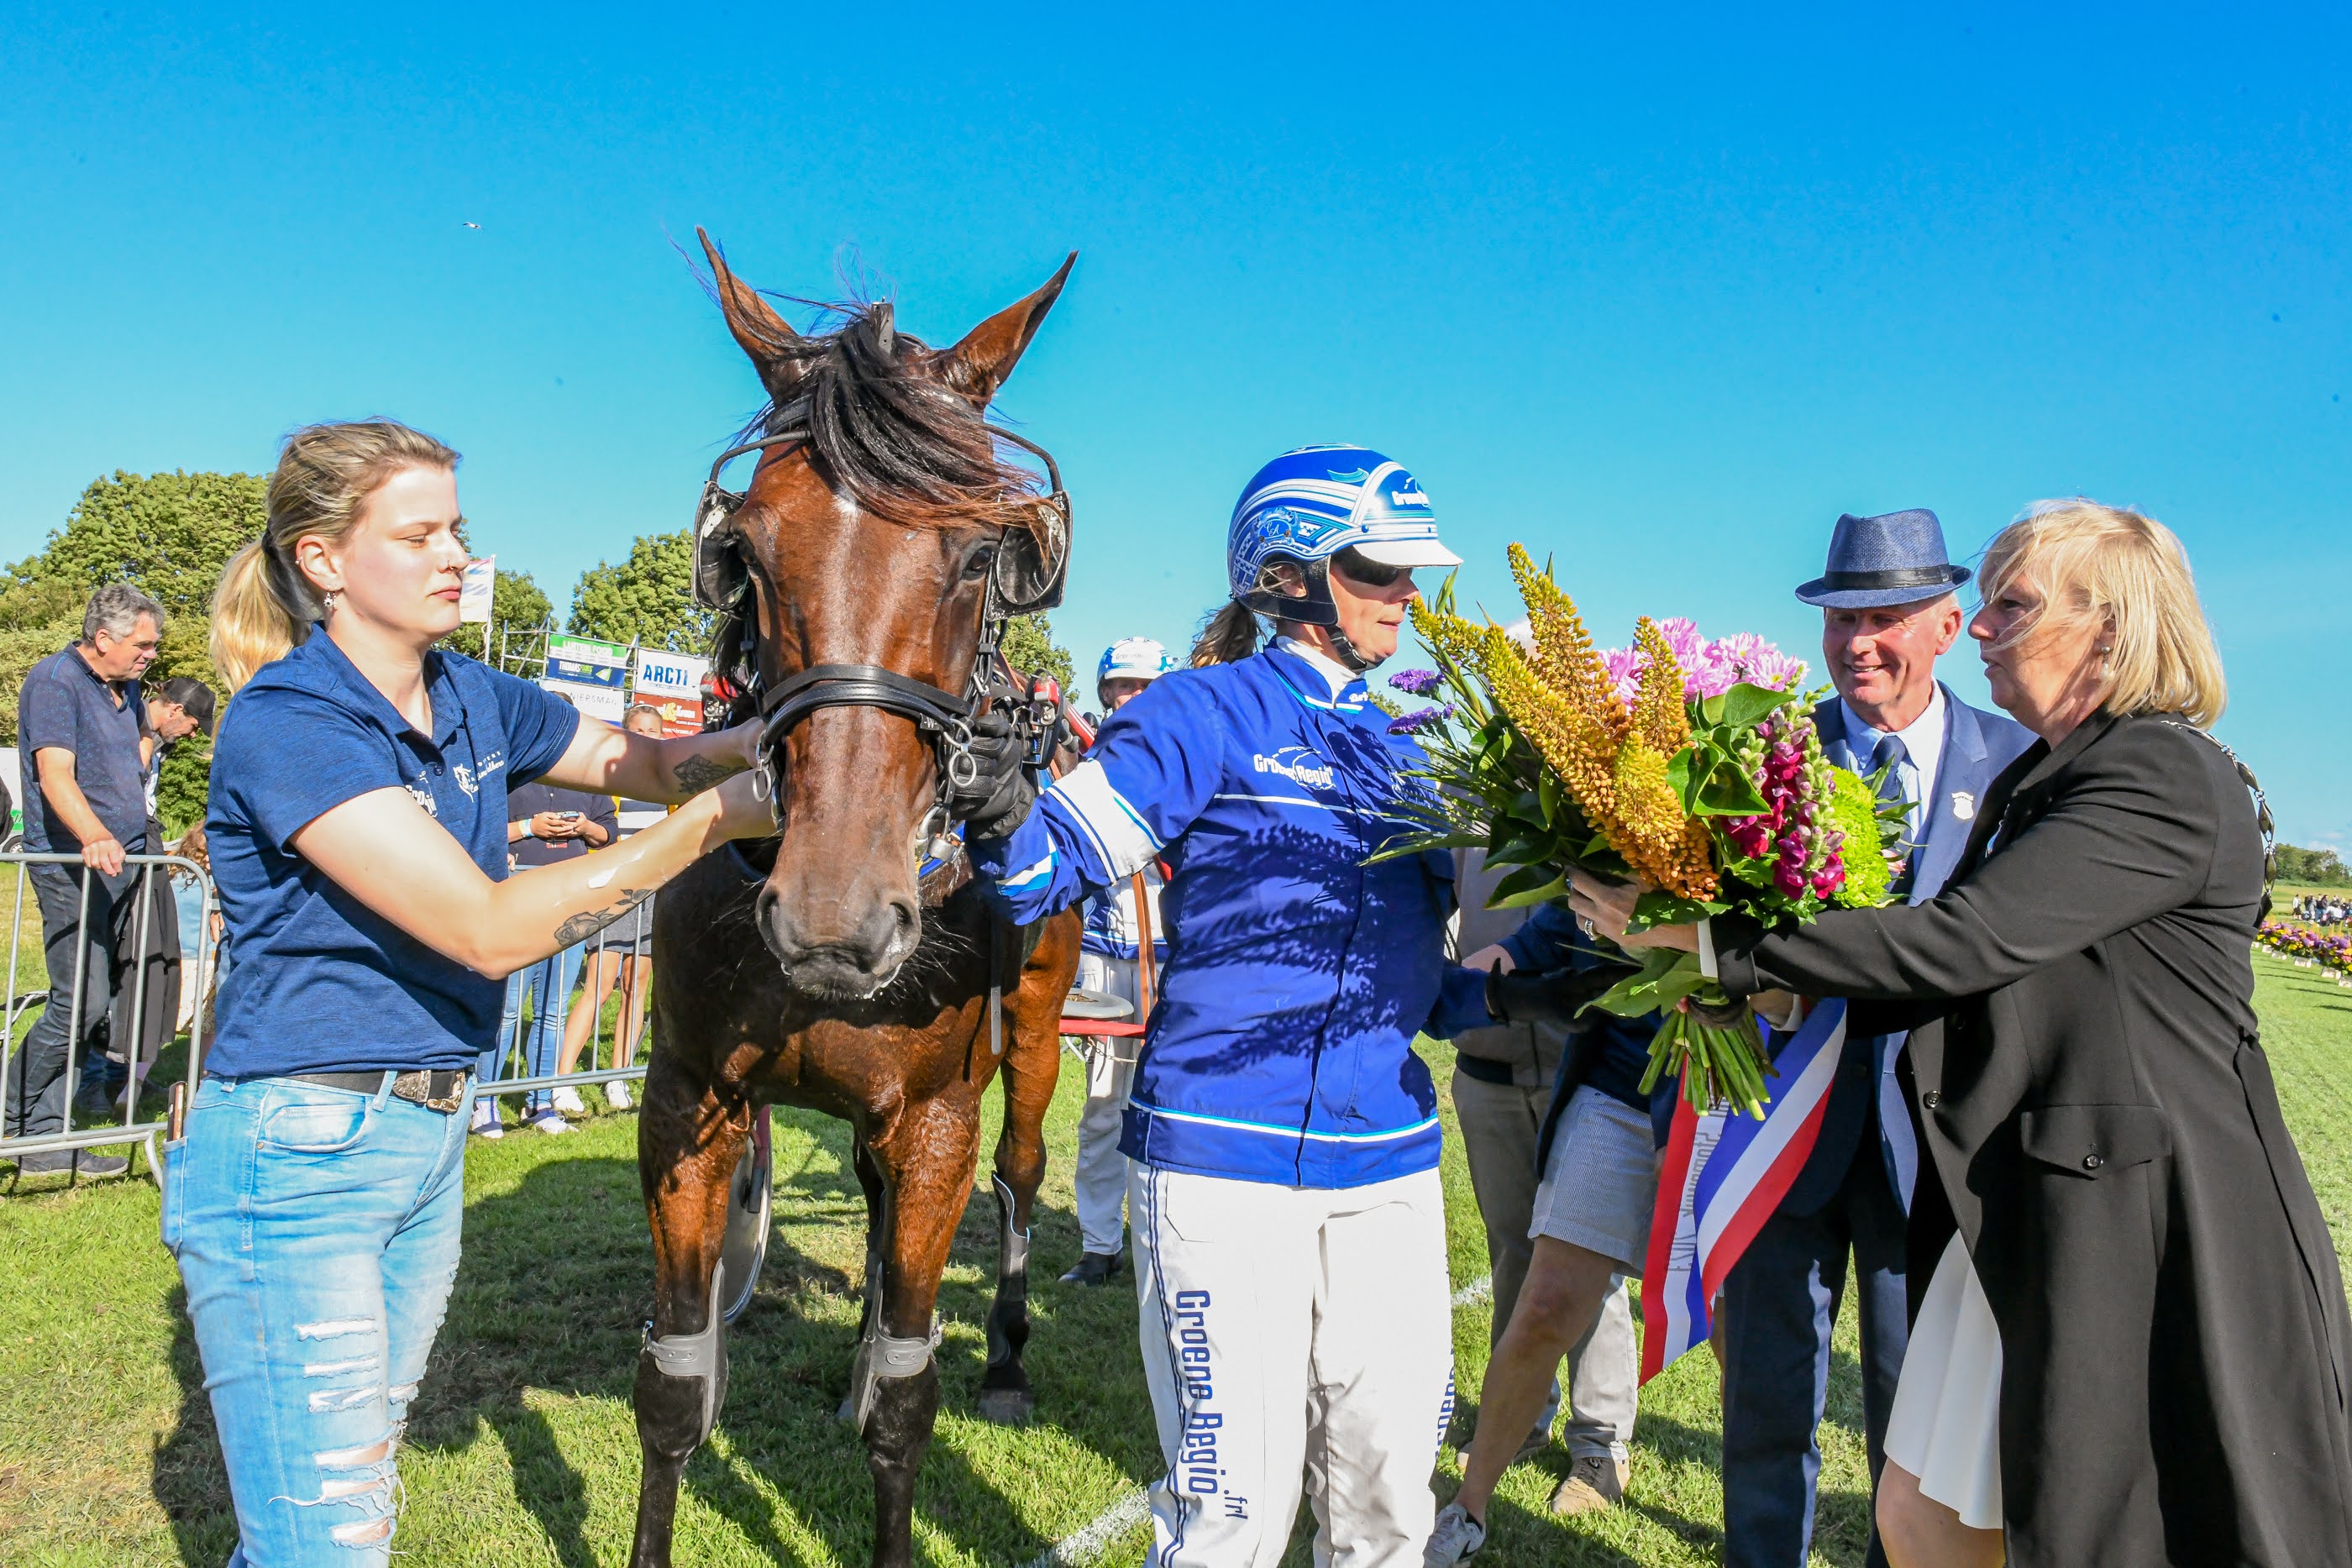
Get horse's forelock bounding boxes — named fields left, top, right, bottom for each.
left=743, top=302, right=1041, bottom=533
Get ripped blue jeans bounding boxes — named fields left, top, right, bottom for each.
left=165, top=1074, right=469, bottom=1565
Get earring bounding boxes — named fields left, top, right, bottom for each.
left=323, top=590, right=342, bottom=616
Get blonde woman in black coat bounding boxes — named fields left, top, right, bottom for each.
left=1572, top=501, right=2352, bottom=1568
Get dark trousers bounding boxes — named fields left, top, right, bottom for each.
left=116, top=830, right=182, bottom=1071
left=1719, top=1123, right=1908, bottom=1568
left=7, top=861, right=139, bottom=1138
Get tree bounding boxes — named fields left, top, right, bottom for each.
left=1, top=470, right=264, bottom=832
left=2276, top=844, right=2352, bottom=888
left=1000, top=614, right=1074, bottom=692
left=567, top=531, right=715, bottom=656
left=441, top=569, right=555, bottom=674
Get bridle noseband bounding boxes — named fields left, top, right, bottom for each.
left=691, top=412, right=1072, bottom=826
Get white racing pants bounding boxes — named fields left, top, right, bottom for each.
left=1074, top=952, right=1142, bottom=1255
left=1131, top=1162, right=1454, bottom=1568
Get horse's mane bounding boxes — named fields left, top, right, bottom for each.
left=736, top=298, right=1042, bottom=532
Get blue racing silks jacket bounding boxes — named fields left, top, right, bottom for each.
left=971, top=643, right=1493, bottom=1188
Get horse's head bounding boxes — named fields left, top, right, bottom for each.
left=698, top=230, right=1074, bottom=1000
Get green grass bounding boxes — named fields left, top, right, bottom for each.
left=3, top=965, right=2349, bottom=1565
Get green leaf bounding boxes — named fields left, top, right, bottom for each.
left=1696, top=766, right=1771, bottom=816
left=1715, top=681, right=1797, bottom=730
left=1625, top=889, right=1730, bottom=932
left=1538, top=768, right=1562, bottom=827
left=1488, top=863, right=1567, bottom=908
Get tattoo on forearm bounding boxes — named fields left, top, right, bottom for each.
left=672, top=753, right=738, bottom=796
left=554, top=889, right=653, bottom=948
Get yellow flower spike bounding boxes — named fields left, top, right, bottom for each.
left=1506, top=543, right=1620, bottom=732
left=1487, top=626, right=1619, bottom=820
left=1410, top=601, right=1489, bottom=677
left=1630, top=617, right=1691, bottom=756
left=1611, top=739, right=1683, bottom=844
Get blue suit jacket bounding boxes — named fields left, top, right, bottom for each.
left=1775, top=684, right=2033, bottom=1215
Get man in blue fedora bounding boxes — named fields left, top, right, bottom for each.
left=1715, top=509, right=2032, bottom=1567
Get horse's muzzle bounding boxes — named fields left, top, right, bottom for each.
left=755, top=883, right=921, bottom=999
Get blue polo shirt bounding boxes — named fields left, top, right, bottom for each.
left=17, top=645, right=150, bottom=854
left=203, top=632, right=580, bottom=1079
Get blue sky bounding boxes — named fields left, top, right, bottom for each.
left=4, top=5, right=2347, bottom=844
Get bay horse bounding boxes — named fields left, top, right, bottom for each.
left=627, top=232, right=1083, bottom=1568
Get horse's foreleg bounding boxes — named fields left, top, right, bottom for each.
left=628, top=1061, right=749, bottom=1568
left=836, top=1136, right=888, bottom=1424
left=854, top=1101, right=979, bottom=1568
left=978, top=1009, right=1061, bottom=1425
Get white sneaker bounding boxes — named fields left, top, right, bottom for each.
left=1424, top=1502, right=1485, bottom=1566
left=551, top=1087, right=587, bottom=1116
left=605, top=1080, right=633, bottom=1110
left=529, top=1111, right=575, bottom=1135
left=470, top=1099, right=503, bottom=1139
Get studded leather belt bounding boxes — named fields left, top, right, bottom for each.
left=287, top=1069, right=470, bottom=1114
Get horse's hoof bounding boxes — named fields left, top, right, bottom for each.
left=976, top=1388, right=1034, bottom=1426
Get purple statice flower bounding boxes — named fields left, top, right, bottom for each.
left=1389, top=668, right=1442, bottom=696
left=1387, top=704, right=1455, bottom=736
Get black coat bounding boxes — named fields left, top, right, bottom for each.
left=1712, top=710, right=2352, bottom=1567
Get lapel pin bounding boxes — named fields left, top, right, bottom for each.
left=1951, top=791, right=1976, bottom=821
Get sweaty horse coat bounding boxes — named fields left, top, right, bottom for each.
left=1713, top=711, right=2352, bottom=1566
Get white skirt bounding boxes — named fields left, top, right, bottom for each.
left=1884, top=1233, right=2005, bottom=1530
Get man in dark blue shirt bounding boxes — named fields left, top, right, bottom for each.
left=8, top=584, right=165, bottom=1174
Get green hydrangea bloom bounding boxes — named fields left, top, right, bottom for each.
left=1824, top=764, right=1893, bottom=908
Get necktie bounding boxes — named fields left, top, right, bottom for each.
left=1870, top=732, right=1917, bottom=897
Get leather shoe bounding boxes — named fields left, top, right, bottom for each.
left=13, top=1148, right=129, bottom=1178
left=1549, top=1452, right=1628, bottom=1515
left=1058, top=1251, right=1124, bottom=1287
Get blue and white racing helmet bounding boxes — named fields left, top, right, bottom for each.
left=1226, top=444, right=1461, bottom=602
left=1097, top=636, right=1174, bottom=690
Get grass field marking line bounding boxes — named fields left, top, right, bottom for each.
left=1021, top=1272, right=1495, bottom=1567
left=1024, top=1485, right=1150, bottom=1568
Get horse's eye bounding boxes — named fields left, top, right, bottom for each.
left=963, top=544, right=999, bottom=580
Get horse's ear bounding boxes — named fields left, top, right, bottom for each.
left=941, top=252, right=1076, bottom=406
left=698, top=228, right=799, bottom=374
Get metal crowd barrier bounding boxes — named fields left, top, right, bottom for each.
left=474, top=891, right=656, bottom=1113
left=0, top=850, right=218, bottom=1185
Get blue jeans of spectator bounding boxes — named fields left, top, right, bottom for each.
left=490, top=943, right=581, bottom=1114
left=8, top=859, right=137, bottom=1138
left=164, top=1072, right=469, bottom=1566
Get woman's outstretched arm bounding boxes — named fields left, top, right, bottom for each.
left=291, top=771, right=771, bottom=978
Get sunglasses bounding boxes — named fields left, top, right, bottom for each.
left=1331, top=548, right=1414, bottom=590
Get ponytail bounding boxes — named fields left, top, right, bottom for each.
left=1190, top=599, right=1263, bottom=668
left=209, top=419, right=459, bottom=693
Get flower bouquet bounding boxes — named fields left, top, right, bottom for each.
left=1380, top=545, right=1909, bottom=1116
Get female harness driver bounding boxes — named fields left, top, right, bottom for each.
left=956, top=447, right=1490, bottom=1568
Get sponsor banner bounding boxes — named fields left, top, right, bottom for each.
left=459, top=557, right=496, bottom=623
left=541, top=677, right=627, bottom=723
left=633, top=649, right=711, bottom=738
left=545, top=633, right=629, bottom=692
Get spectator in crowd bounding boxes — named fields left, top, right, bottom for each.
left=110, top=675, right=218, bottom=1116
left=551, top=701, right=668, bottom=1110
left=1714, top=511, right=2029, bottom=1568
left=1449, top=846, right=1641, bottom=1517
left=1572, top=501, right=2352, bottom=1566
left=1428, top=892, right=1688, bottom=1562
left=1059, top=637, right=1173, bottom=1288
left=475, top=699, right=617, bottom=1137
left=8, top=582, right=165, bottom=1175
left=174, top=418, right=766, bottom=1563
left=967, top=447, right=1488, bottom=1565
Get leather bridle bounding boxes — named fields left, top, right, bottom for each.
left=690, top=414, right=1072, bottom=830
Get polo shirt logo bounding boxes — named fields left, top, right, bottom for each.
left=453, top=763, right=477, bottom=797
left=407, top=782, right=438, bottom=817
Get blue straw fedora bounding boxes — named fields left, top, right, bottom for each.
left=1794, top=508, right=1971, bottom=609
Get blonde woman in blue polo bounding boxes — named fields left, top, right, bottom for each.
left=176, top=420, right=773, bottom=1565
